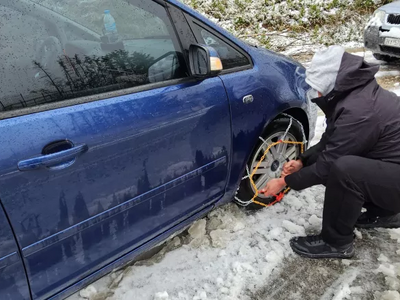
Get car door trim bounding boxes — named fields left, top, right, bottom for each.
left=48, top=201, right=215, bottom=300
left=0, top=252, right=18, bottom=270
left=166, top=2, right=197, bottom=68
left=0, top=77, right=202, bottom=120
left=21, top=156, right=226, bottom=257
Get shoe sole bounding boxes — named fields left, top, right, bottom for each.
left=355, top=223, right=400, bottom=229
left=290, top=242, right=355, bottom=259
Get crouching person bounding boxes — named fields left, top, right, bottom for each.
left=261, top=46, right=400, bottom=259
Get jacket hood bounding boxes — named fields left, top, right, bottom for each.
left=306, top=46, right=380, bottom=97
left=306, top=46, right=345, bottom=96
left=311, top=52, right=380, bottom=116
left=334, top=52, right=380, bottom=93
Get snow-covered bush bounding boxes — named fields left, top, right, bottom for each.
left=181, top=0, right=394, bottom=51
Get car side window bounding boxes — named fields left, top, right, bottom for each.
left=0, top=0, right=188, bottom=113
left=191, top=23, right=250, bottom=70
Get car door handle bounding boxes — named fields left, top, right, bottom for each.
left=18, top=144, right=88, bottom=171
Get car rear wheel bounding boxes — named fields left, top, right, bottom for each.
left=235, top=117, right=303, bottom=210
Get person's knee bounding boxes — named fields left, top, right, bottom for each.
left=331, top=155, right=360, bottom=177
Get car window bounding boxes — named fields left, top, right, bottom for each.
left=192, top=24, right=250, bottom=70
left=0, top=0, right=188, bottom=113
left=33, top=0, right=169, bottom=39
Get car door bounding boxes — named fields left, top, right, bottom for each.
left=183, top=13, right=272, bottom=193
left=0, top=0, right=231, bottom=299
left=0, top=205, right=30, bottom=300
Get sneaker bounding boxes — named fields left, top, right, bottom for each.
left=355, top=212, right=400, bottom=229
left=290, top=235, right=355, bottom=259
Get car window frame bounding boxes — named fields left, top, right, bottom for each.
left=166, top=2, right=197, bottom=64
left=183, top=13, right=253, bottom=75
left=0, top=0, right=196, bottom=120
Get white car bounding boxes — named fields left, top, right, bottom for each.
left=365, top=1, right=400, bottom=61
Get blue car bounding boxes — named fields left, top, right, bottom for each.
left=0, top=0, right=316, bottom=299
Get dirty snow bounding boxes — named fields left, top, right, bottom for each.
left=311, top=115, right=326, bottom=147
left=376, top=70, right=400, bottom=79
left=70, top=185, right=326, bottom=300
left=79, top=286, right=97, bottom=299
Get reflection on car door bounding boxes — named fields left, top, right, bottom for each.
left=0, top=205, right=30, bottom=300
left=0, top=0, right=231, bottom=299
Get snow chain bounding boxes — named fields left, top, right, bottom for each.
left=235, top=116, right=307, bottom=208
left=250, top=140, right=304, bottom=207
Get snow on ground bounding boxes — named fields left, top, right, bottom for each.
left=310, top=115, right=326, bottom=147
left=72, top=186, right=326, bottom=300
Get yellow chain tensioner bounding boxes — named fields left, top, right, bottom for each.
left=249, top=140, right=304, bottom=208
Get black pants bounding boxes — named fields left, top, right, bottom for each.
left=321, top=155, right=400, bottom=246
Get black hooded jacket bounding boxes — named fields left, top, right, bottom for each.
left=285, top=52, right=400, bottom=190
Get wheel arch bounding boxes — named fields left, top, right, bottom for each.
left=270, top=107, right=310, bottom=141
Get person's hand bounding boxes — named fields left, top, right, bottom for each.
left=260, top=178, right=286, bottom=197
left=281, top=159, right=303, bottom=176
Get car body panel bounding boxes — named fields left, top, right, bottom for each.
left=0, top=0, right=315, bottom=299
left=0, top=78, right=231, bottom=299
left=216, top=48, right=311, bottom=204
left=0, top=205, right=31, bottom=299
left=50, top=203, right=214, bottom=300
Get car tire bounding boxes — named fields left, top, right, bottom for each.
left=235, top=117, right=303, bottom=210
left=373, top=53, right=397, bottom=62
